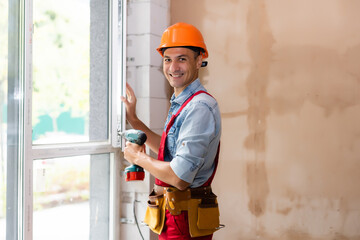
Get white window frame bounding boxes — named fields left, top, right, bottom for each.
left=20, top=0, right=127, bottom=239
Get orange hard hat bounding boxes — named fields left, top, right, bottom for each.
left=157, top=22, right=209, bottom=58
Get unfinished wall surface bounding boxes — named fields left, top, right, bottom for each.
left=170, top=1, right=360, bottom=239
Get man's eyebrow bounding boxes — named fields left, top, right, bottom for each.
left=164, top=54, right=189, bottom=58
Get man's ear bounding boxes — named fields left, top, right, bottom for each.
left=196, top=55, right=203, bottom=69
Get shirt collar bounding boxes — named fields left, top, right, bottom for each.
left=170, top=79, right=202, bottom=105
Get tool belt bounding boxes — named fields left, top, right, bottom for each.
left=143, top=185, right=221, bottom=237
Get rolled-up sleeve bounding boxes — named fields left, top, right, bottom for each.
left=170, top=102, right=216, bottom=184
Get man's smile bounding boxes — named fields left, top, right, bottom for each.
left=169, top=72, right=184, bottom=78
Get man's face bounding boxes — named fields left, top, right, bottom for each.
left=162, top=47, right=203, bottom=96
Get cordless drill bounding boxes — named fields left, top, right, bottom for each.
left=119, top=129, right=147, bottom=181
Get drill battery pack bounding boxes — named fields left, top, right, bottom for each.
left=124, top=164, right=145, bottom=181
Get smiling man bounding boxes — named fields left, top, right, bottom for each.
left=121, top=22, right=222, bottom=240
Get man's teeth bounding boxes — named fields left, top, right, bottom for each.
left=171, top=73, right=183, bottom=77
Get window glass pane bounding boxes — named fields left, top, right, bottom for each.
left=32, top=0, right=109, bottom=144
left=33, top=154, right=110, bottom=239
left=0, top=0, right=8, bottom=238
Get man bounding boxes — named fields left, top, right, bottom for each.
left=121, top=22, right=221, bottom=240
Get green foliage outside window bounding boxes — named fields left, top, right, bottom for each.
left=32, top=0, right=90, bottom=140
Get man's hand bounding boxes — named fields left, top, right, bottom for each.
left=123, top=141, right=145, bottom=165
left=120, top=83, right=138, bottom=124
left=120, top=83, right=162, bottom=153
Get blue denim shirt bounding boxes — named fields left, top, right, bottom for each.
left=164, top=79, right=221, bottom=188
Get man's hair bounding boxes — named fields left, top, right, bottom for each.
left=161, top=46, right=203, bottom=59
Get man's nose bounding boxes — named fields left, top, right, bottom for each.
left=169, top=61, right=180, bottom=72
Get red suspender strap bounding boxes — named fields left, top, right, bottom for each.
left=155, top=90, right=220, bottom=187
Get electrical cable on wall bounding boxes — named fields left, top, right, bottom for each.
left=133, top=199, right=144, bottom=240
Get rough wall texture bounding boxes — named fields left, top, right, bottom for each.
left=170, top=0, right=360, bottom=239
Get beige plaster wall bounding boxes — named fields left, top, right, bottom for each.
left=170, top=0, right=360, bottom=239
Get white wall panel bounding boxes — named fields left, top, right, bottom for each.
left=121, top=1, right=169, bottom=239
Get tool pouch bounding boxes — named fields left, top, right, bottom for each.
left=188, top=192, right=220, bottom=237
left=143, top=189, right=166, bottom=235
left=164, top=188, right=191, bottom=215
left=197, top=195, right=220, bottom=230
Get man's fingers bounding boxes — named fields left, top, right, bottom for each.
left=120, top=96, right=128, bottom=104
left=126, top=82, right=134, bottom=93
left=126, top=83, right=135, bottom=98
left=121, top=83, right=136, bottom=106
